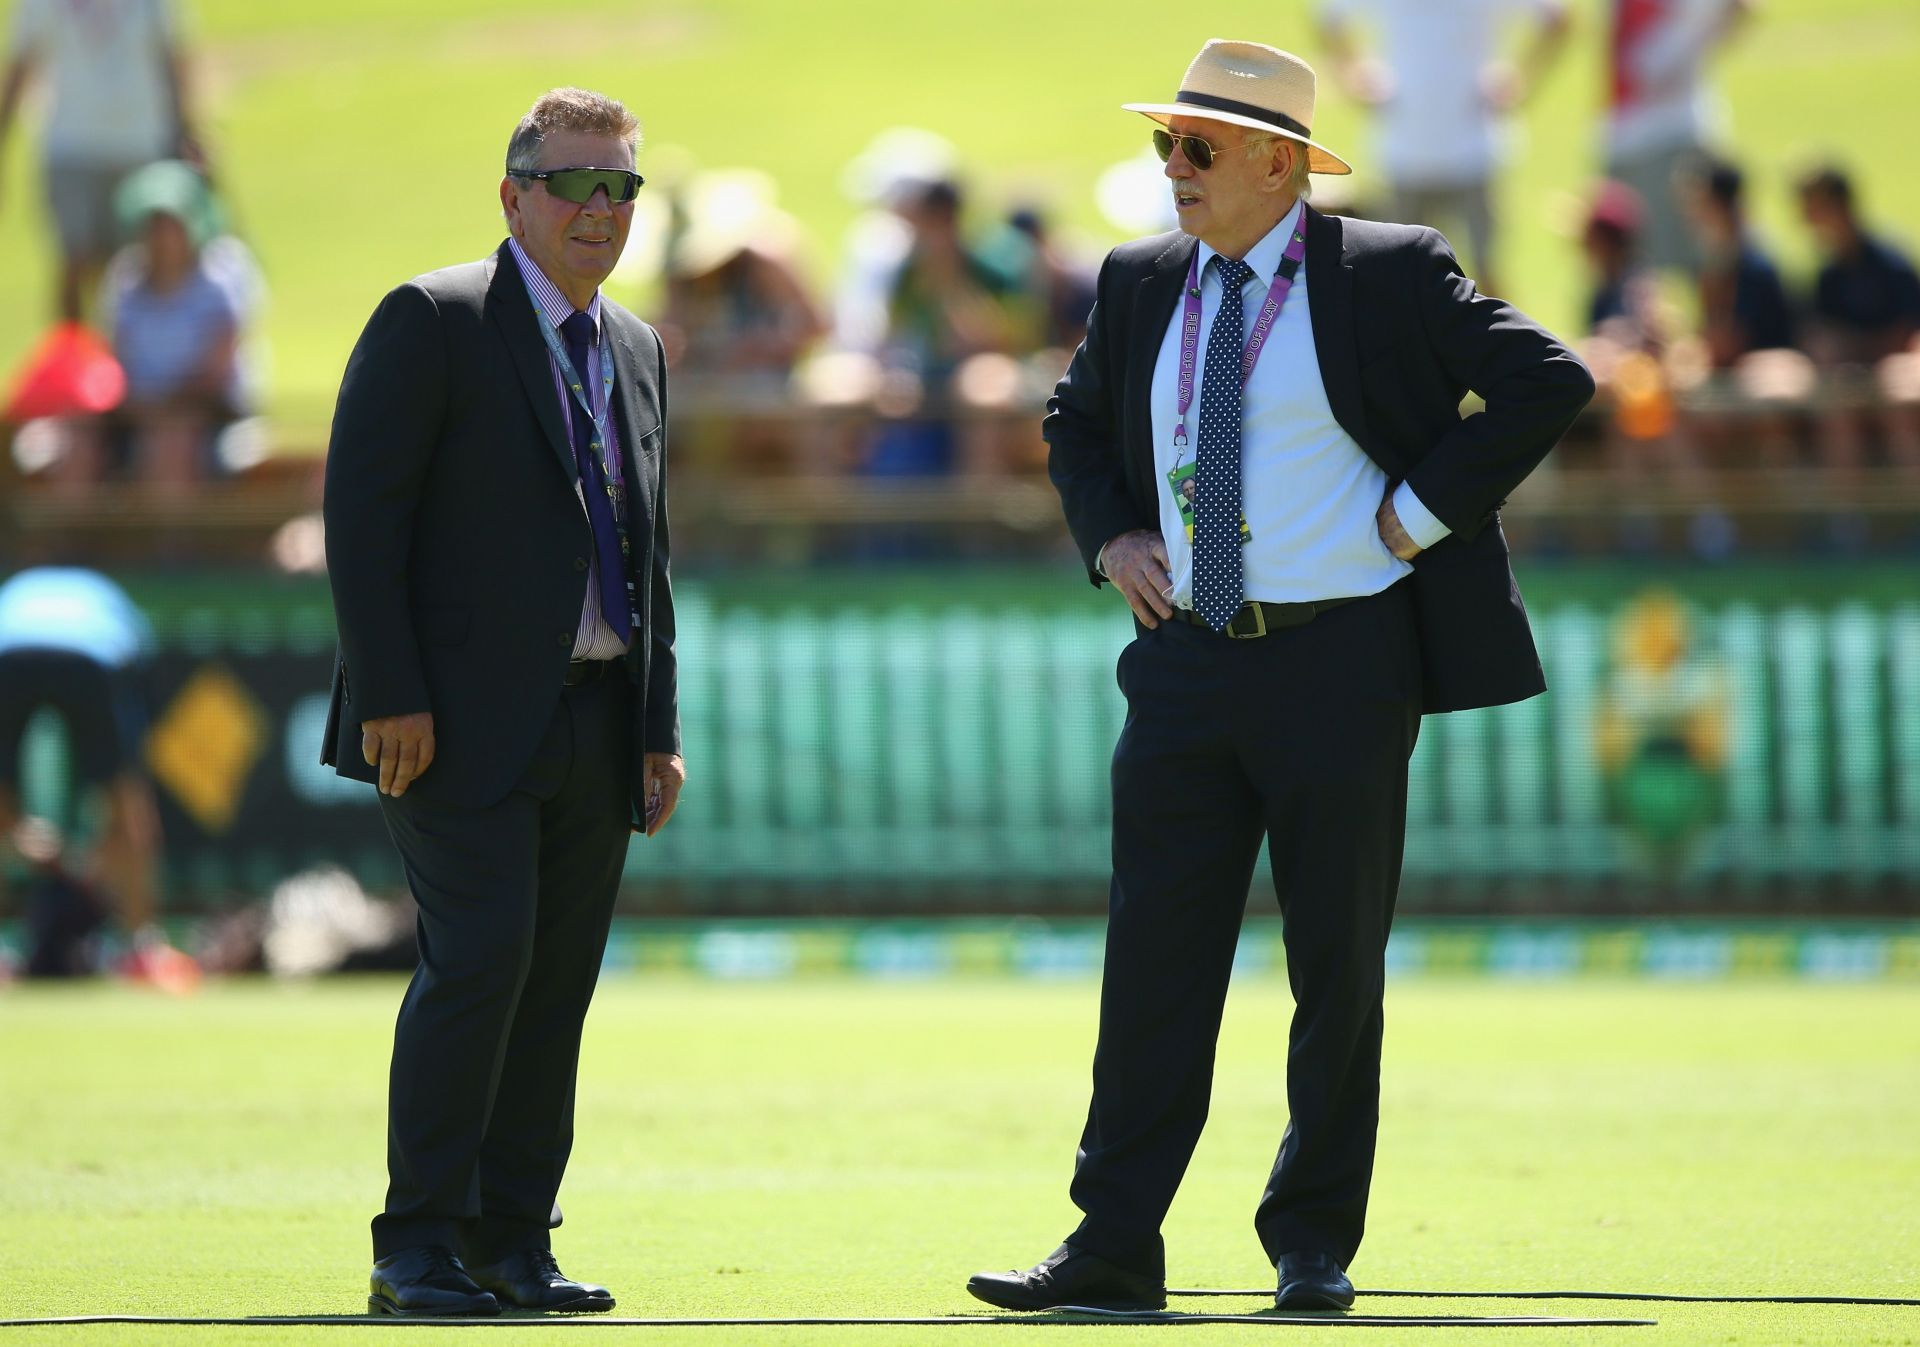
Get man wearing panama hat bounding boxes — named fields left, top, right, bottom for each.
left=969, top=40, right=1592, bottom=1313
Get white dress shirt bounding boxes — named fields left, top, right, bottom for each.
left=1145, top=200, right=1449, bottom=608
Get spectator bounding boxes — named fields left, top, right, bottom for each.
left=1318, top=0, right=1570, bottom=298
left=993, top=206, right=1098, bottom=355
left=660, top=170, right=823, bottom=384
left=1602, top=0, right=1748, bottom=274
left=1582, top=181, right=1663, bottom=348
left=1797, top=164, right=1920, bottom=368
left=1796, top=164, right=1920, bottom=474
left=0, top=0, right=203, bottom=321
left=866, top=179, right=1022, bottom=479
left=658, top=169, right=826, bottom=472
left=1576, top=181, right=1698, bottom=502
left=1682, top=157, right=1793, bottom=368
left=1679, top=156, right=1806, bottom=478
left=830, top=127, right=959, bottom=356
left=0, top=566, right=179, bottom=980
left=89, top=160, right=245, bottom=494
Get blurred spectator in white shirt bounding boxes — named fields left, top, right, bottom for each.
left=1602, top=0, right=1749, bottom=273
left=1319, top=0, right=1570, bottom=299
left=0, top=0, right=202, bottom=321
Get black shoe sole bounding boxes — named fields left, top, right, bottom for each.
left=367, top=1295, right=501, bottom=1317
left=511, top=1296, right=615, bottom=1314
left=1274, top=1288, right=1356, bottom=1312
left=967, top=1282, right=1165, bottom=1314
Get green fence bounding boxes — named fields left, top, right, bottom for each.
left=637, top=589, right=1920, bottom=895
left=8, top=567, right=1920, bottom=908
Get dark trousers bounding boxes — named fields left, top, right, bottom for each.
left=370, top=673, right=632, bottom=1262
left=1067, top=580, right=1422, bottom=1279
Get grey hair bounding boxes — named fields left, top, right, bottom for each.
left=1248, top=134, right=1313, bottom=201
left=505, top=87, right=640, bottom=175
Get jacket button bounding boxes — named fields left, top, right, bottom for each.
left=556, top=632, right=572, bottom=647
left=574, top=556, right=589, bottom=572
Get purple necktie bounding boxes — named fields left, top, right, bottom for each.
left=559, top=310, right=632, bottom=644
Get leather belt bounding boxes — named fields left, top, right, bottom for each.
left=564, top=659, right=616, bottom=686
left=1169, top=594, right=1363, bottom=639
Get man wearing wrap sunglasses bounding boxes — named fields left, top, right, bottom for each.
left=322, top=86, right=683, bottom=1317
left=969, top=40, right=1592, bottom=1314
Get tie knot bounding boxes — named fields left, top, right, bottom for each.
left=1212, top=256, right=1253, bottom=289
left=560, top=310, right=595, bottom=346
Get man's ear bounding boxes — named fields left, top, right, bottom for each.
left=1270, top=140, right=1299, bottom=193
left=499, top=176, right=521, bottom=233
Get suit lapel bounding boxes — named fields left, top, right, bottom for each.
left=1125, top=233, right=1195, bottom=493
left=486, top=241, right=579, bottom=488
left=1305, top=206, right=1372, bottom=455
left=606, top=312, right=657, bottom=534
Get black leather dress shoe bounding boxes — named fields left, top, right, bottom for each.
left=467, top=1248, right=615, bottom=1313
left=368, top=1246, right=500, bottom=1317
left=968, top=1243, right=1166, bottom=1312
left=1274, top=1249, right=1355, bottom=1310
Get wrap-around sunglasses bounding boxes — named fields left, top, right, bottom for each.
left=510, top=166, right=645, bottom=204
left=1150, top=128, right=1280, bottom=171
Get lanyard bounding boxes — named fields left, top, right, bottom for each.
left=531, top=303, right=620, bottom=488
left=1172, top=225, right=1308, bottom=457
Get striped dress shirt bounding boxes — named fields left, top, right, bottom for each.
left=507, top=235, right=630, bottom=661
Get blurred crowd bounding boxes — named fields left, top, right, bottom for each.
left=2, top=0, right=265, bottom=497
left=2, top=0, right=1918, bottom=508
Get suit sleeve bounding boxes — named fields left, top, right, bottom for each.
left=322, top=282, right=443, bottom=723
left=1400, top=228, right=1595, bottom=542
left=645, top=326, right=681, bottom=756
left=1043, top=250, right=1153, bottom=585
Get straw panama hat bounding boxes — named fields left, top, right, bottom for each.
left=1123, top=39, right=1353, bottom=176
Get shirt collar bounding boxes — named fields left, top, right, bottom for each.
left=1197, top=198, right=1306, bottom=290
left=507, top=235, right=602, bottom=332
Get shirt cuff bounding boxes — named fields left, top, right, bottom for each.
left=1095, top=540, right=1111, bottom=578
left=1391, top=481, right=1452, bottom=551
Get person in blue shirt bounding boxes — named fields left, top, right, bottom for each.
left=0, top=566, right=162, bottom=944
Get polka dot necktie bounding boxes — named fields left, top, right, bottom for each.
left=1193, top=255, right=1253, bottom=633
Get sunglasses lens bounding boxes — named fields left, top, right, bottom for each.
left=1151, top=130, right=1212, bottom=170
left=545, top=169, right=642, bottom=203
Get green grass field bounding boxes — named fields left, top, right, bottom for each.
left=2, top=0, right=1918, bottom=437
left=2, top=974, right=1916, bottom=1344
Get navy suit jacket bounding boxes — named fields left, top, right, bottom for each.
left=1044, top=206, right=1595, bottom=713
left=321, top=241, right=678, bottom=823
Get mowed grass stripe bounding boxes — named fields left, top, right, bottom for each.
left=1, top=977, right=1916, bottom=1344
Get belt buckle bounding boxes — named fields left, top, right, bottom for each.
left=1226, top=603, right=1267, bottom=640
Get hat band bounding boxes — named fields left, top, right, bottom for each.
left=1173, top=90, right=1310, bottom=141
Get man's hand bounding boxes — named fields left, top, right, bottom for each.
left=1102, top=529, right=1175, bottom=628
left=640, top=753, right=686, bottom=837
left=1376, top=495, right=1424, bottom=562
left=361, top=711, right=435, bottom=797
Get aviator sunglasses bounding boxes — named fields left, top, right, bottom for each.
left=1151, top=127, right=1279, bottom=171
left=510, top=166, right=645, bottom=204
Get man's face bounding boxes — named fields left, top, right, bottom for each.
left=501, top=128, right=635, bottom=300
left=1799, top=189, right=1847, bottom=252
left=1163, top=116, right=1288, bottom=246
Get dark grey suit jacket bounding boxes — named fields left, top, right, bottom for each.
left=1044, top=206, right=1595, bottom=713
left=321, top=241, right=678, bottom=824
